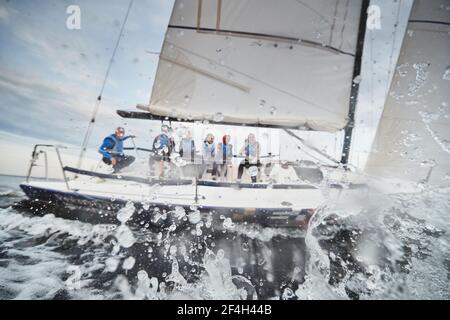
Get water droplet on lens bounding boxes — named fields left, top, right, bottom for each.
left=270, top=106, right=277, bottom=115
left=213, top=112, right=224, bottom=122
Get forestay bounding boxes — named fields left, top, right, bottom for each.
left=365, top=0, right=450, bottom=185
left=140, top=0, right=365, bottom=132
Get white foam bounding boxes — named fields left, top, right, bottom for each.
left=0, top=178, right=448, bottom=300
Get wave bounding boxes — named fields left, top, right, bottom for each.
left=0, top=182, right=448, bottom=300
left=296, top=184, right=450, bottom=300
left=0, top=189, right=23, bottom=197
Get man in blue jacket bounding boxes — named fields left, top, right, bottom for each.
left=98, top=127, right=135, bottom=173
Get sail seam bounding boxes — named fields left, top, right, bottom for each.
left=197, top=0, right=202, bottom=30
left=294, top=0, right=333, bottom=26
left=168, top=25, right=355, bottom=56
left=216, top=0, right=222, bottom=30
left=409, top=20, right=450, bottom=26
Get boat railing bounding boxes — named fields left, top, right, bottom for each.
left=24, top=142, right=333, bottom=186
left=124, top=146, right=155, bottom=154
left=26, top=144, right=70, bottom=190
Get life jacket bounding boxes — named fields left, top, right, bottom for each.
left=154, top=134, right=170, bottom=150
left=223, top=144, right=233, bottom=158
left=180, top=138, right=194, bottom=159
left=202, top=141, right=215, bottom=161
left=245, top=142, right=258, bottom=158
left=217, top=143, right=233, bottom=163
left=105, top=134, right=124, bottom=156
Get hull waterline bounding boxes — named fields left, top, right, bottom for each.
left=19, top=182, right=315, bottom=228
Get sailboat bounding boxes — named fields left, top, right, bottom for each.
left=21, top=0, right=448, bottom=228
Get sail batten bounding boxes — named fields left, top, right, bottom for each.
left=144, top=0, right=365, bottom=132
left=167, top=25, right=356, bottom=56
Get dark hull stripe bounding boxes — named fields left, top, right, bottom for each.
left=19, top=184, right=309, bottom=215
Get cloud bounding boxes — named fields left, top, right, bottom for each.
left=0, top=65, right=122, bottom=147
left=0, top=65, right=114, bottom=117
left=0, top=131, right=99, bottom=177
left=0, top=5, right=11, bottom=24
left=0, top=0, right=176, bottom=175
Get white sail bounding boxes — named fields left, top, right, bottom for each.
left=140, top=0, right=365, bottom=132
left=365, top=0, right=450, bottom=185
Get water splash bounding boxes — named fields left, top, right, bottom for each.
left=1, top=176, right=449, bottom=300
left=443, top=66, right=450, bottom=81
left=213, top=112, right=224, bottom=122
left=408, top=63, right=429, bottom=96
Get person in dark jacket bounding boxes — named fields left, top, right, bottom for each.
left=237, top=133, right=261, bottom=183
left=98, top=127, right=135, bottom=173
left=151, top=125, right=175, bottom=178
left=152, top=125, right=173, bottom=161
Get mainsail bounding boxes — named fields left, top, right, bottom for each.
left=365, top=0, right=450, bottom=185
left=137, top=0, right=367, bottom=132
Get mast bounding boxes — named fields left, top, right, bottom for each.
left=340, top=0, right=370, bottom=165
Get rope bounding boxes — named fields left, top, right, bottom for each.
left=77, top=0, right=134, bottom=169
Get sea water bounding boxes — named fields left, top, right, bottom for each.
left=0, top=175, right=448, bottom=300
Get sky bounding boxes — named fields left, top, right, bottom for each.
left=0, top=0, right=412, bottom=177
left=0, top=0, right=176, bottom=176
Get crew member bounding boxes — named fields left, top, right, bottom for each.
left=98, top=127, right=136, bottom=173
left=237, top=133, right=261, bottom=183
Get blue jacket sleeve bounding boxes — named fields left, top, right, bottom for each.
left=98, top=138, right=114, bottom=159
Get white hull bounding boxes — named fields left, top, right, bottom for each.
left=21, top=177, right=324, bottom=211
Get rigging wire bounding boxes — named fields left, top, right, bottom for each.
left=368, top=24, right=374, bottom=130
left=283, top=129, right=341, bottom=167
left=76, top=0, right=134, bottom=170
